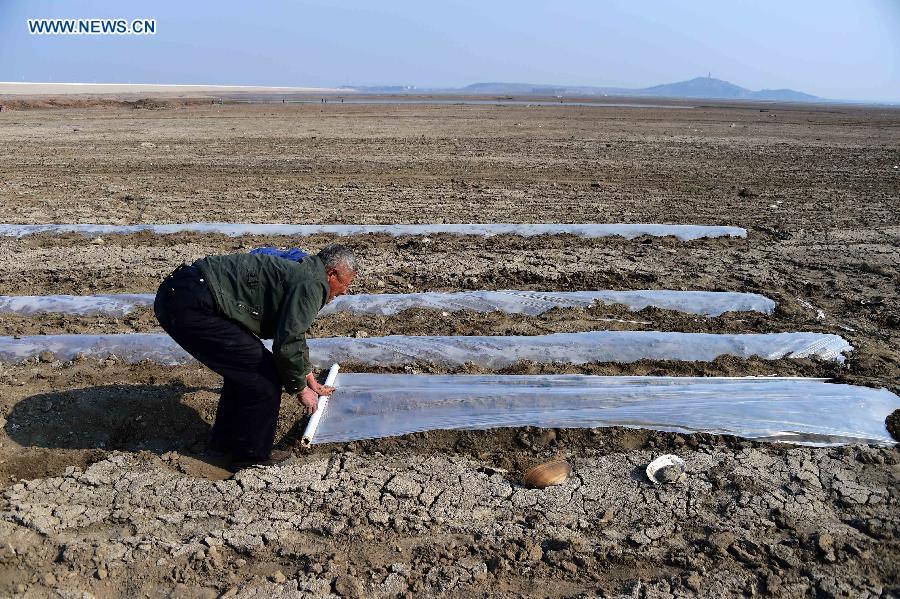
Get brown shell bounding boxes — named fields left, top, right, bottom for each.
left=523, top=459, right=573, bottom=489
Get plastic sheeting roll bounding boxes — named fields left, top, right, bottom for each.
left=0, top=222, right=747, bottom=240
left=0, top=290, right=776, bottom=318
left=0, top=330, right=851, bottom=366
left=311, top=374, right=900, bottom=446
left=301, top=363, right=341, bottom=446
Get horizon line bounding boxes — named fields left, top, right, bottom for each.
left=0, top=81, right=897, bottom=105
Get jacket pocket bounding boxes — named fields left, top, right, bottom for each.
left=238, top=262, right=262, bottom=320
left=235, top=301, right=261, bottom=320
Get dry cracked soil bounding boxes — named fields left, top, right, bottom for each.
left=0, top=96, right=897, bottom=597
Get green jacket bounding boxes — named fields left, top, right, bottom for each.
left=194, top=253, right=328, bottom=393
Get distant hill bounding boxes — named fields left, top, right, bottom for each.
left=640, top=77, right=749, bottom=98
left=461, top=82, right=627, bottom=96
left=748, top=88, right=819, bottom=102
left=456, top=77, right=820, bottom=102
left=637, top=77, right=818, bottom=101
left=463, top=82, right=571, bottom=95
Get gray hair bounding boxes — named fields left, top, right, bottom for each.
left=317, top=244, right=358, bottom=273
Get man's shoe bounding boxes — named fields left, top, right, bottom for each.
left=197, top=449, right=233, bottom=470
left=229, top=449, right=293, bottom=472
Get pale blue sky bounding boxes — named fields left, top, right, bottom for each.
left=1, top=0, right=898, bottom=101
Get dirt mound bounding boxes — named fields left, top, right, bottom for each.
left=0, top=354, right=846, bottom=485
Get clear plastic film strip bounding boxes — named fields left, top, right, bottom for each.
left=321, top=290, right=776, bottom=317
left=309, top=331, right=851, bottom=366
left=0, top=294, right=155, bottom=317
left=0, top=331, right=851, bottom=366
left=308, top=374, right=900, bottom=446
left=0, top=290, right=776, bottom=318
left=0, top=223, right=747, bottom=240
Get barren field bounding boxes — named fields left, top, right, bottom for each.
left=0, top=98, right=898, bottom=598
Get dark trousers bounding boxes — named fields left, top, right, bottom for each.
left=153, top=265, right=282, bottom=461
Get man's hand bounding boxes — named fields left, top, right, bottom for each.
left=299, top=386, right=319, bottom=415
left=305, top=372, right=335, bottom=397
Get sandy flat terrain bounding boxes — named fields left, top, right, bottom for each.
left=0, top=82, right=347, bottom=95
left=0, top=98, right=897, bottom=597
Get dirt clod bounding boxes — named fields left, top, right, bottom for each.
left=334, top=574, right=364, bottom=598
left=886, top=409, right=900, bottom=442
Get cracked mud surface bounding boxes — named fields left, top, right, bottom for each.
left=1, top=435, right=898, bottom=598
left=0, top=99, right=897, bottom=596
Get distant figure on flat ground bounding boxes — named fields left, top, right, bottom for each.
left=153, top=245, right=357, bottom=471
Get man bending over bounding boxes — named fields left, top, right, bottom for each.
left=154, top=244, right=357, bottom=470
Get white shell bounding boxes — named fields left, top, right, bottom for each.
left=646, top=454, right=686, bottom=484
